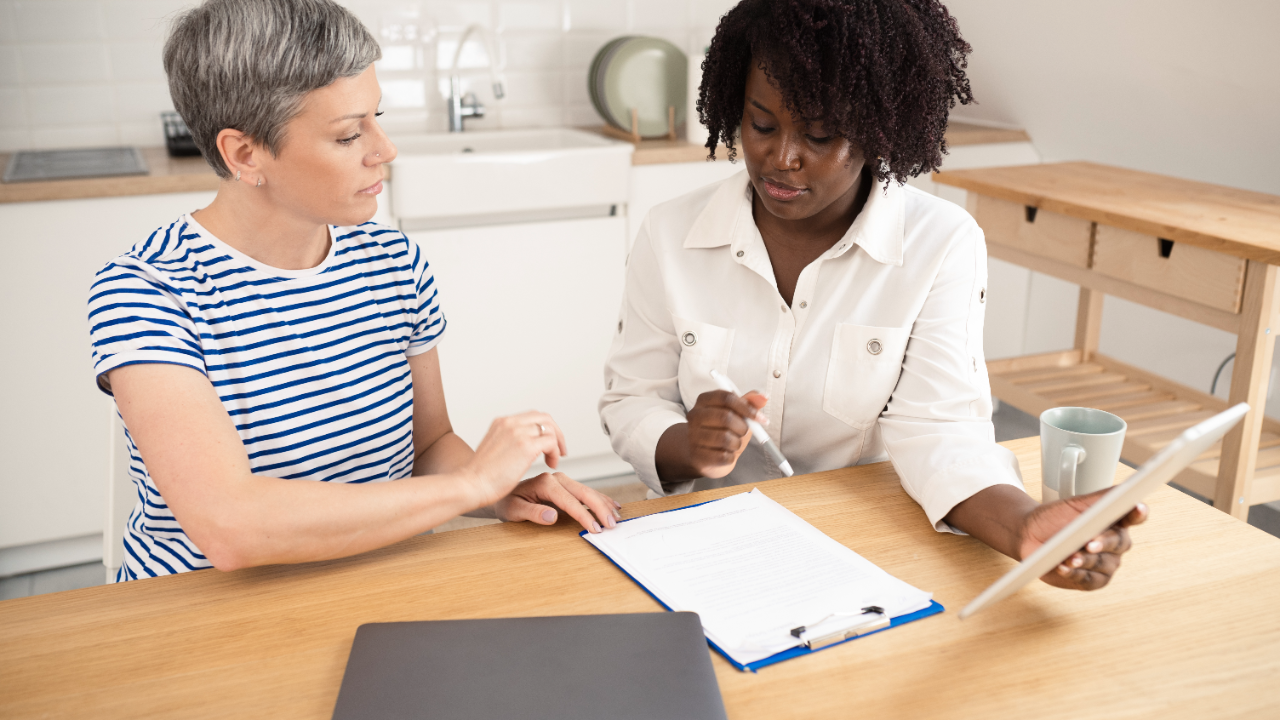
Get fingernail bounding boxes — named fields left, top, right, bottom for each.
left=604, top=515, right=616, bottom=528
left=613, top=500, right=622, bottom=509
left=1088, top=539, right=1102, bottom=553
left=614, top=510, right=622, bottom=520
left=1072, top=556, right=1084, bottom=568
left=541, top=509, right=556, bottom=523
left=592, top=521, right=602, bottom=533
left=1058, top=564, right=1070, bottom=575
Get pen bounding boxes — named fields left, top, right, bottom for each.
left=709, top=369, right=794, bottom=477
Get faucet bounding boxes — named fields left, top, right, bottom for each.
left=447, top=24, right=504, bottom=132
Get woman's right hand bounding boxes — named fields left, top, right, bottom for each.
left=462, top=411, right=567, bottom=507
left=680, top=389, right=769, bottom=479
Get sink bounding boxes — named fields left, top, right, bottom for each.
left=388, top=128, right=634, bottom=228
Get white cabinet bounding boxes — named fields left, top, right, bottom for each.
left=0, top=191, right=215, bottom=569
left=407, top=215, right=631, bottom=480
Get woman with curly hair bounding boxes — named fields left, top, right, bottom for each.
left=600, top=0, right=1144, bottom=591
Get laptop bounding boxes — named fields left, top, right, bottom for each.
left=331, top=612, right=728, bottom=720
left=960, top=402, right=1249, bottom=619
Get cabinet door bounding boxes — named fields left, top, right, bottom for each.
left=0, top=191, right=216, bottom=552
left=407, top=216, right=627, bottom=467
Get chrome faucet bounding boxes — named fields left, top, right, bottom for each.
left=447, top=24, right=504, bottom=132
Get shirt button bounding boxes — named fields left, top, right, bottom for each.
left=736, top=250, right=744, bottom=257
left=781, top=304, right=787, bottom=312
left=682, top=331, right=697, bottom=346
left=979, top=288, right=986, bottom=303
left=867, top=339, right=883, bottom=355
left=773, top=370, right=782, bottom=378
left=799, top=301, right=807, bottom=309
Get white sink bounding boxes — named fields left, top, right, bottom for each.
left=388, top=128, right=634, bottom=228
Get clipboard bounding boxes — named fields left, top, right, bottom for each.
left=581, top=494, right=944, bottom=672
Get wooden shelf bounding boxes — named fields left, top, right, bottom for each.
left=989, top=349, right=1280, bottom=504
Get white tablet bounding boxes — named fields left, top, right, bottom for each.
left=960, top=402, right=1249, bottom=619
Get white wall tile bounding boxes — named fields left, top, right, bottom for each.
left=113, top=81, right=172, bottom=123
left=20, top=44, right=111, bottom=84
left=117, top=118, right=164, bottom=145
left=0, top=46, right=21, bottom=85
left=14, top=1, right=106, bottom=42
left=628, top=0, right=687, bottom=30
left=0, top=2, right=18, bottom=44
left=564, top=31, right=611, bottom=68
left=563, top=67, right=588, bottom=105
left=565, top=102, right=602, bottom=127
left=102, top=0, right=191, bottom=41
left=498, top=69, right=561, bottom=106
left=566, top=0, right=625, bottom=30
left=688, top=0, right=735, bottom=28
left=0, top=87, right=28, bottom=127
left=27, top=85, right=115, bottom=125
left=500, top=31, right=561, bottom=70
left=422, top=0, right=492, bottom=31
left=0, top=128, right=33, bottom=151
left=31, top=124, right=119, bottom=149
left=499, top=104, right=562, bottom=127
left=497, top=1, right=562, bottom=31
left=108, top=42, right=166, bottom=81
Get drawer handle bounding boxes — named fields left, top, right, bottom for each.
left=1159, top=238, right=1174, bottom=258
left=1024, top=206, right=1038, bottom=223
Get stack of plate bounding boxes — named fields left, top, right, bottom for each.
left=590, top=37, right=688, bottom=138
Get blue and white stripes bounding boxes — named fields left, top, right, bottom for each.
left=88, top=215, right=445, bottom=580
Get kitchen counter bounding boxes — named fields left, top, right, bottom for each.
left=0, top=146, right=219, bottom=204
left=0, top=122, right=1030, bottom=204
left=600, top=120, right=1032, bottom=165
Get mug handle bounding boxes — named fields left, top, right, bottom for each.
left=1059, top=445, right=1087, bottom=499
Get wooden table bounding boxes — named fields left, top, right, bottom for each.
left=3, top=436, right=1279, bottom=719
left=935, top=162, right=1280, bottom=518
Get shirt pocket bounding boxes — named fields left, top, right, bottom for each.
left=823, top=323, right=911, bottom=429
left=673, top=316, right=736, bottom=409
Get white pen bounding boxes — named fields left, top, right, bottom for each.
left=709, top=369, right=794, bottom=477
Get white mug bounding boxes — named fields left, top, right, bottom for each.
left=1039, top=407, right=1127, bottom=503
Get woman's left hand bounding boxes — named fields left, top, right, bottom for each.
left=1019, top=490, right=1149, bottom=590
left=494, top=472, right=622, bottom=534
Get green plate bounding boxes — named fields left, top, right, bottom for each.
left=589, top=36, right=632, bottom=126
left=601, top=37, right=687, bottom=138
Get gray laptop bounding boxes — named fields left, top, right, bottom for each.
left=331, top=612, right=728, bottom=720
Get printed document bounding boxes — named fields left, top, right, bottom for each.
left=584, top=489, right=933, bottom=666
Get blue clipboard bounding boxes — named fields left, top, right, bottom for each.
left=580, top=494, right=945, bottom=672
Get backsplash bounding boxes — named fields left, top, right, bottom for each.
left=0, top=0, right=736, bottom=152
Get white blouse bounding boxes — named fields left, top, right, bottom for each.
left=599, top=170, right=1025, bottom=532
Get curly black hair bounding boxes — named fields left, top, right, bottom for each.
left=697, top=0, right=974, bottom=184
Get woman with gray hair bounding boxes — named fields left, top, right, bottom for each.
left=87, top=0, right=618, bottom=581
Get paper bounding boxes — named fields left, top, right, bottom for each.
left=585, top=489, right=933, bottom=666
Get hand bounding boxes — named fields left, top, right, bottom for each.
left=1019, top=489, right=1150, bottom=590
left=462, top=411, right=567, bottom=507
left=683, top=389, right=770, bottom=479
left=494, top=472, right=623, bottom=534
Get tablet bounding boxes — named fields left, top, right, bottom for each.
left=960, top=402, right=1249, bottom=619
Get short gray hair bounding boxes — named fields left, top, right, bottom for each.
left=164, top=0, right=381, bottom=179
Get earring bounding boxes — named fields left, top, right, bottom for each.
left=235, top=170, right=241, bottom=181
left=256, top=177, right=262, bottom=188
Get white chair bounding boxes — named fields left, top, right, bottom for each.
left=103, top=408, right=135, bottom=583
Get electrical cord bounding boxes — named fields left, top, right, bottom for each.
left=1211, top=353, right=1236, bottom=396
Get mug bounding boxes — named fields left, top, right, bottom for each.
left=1039, top=407, right=1127, bottom=503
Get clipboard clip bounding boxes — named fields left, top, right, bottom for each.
left=789, top=606, right=890, bottom=650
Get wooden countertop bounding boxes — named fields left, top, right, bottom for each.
left=933, top=161, right=1280, bottom=266
left=0, top=146, right=220, bottom=204
left=2, top=436, right=1278, bottom=719
left=0, top=122, right=1031, bottom=205
left=606, top=121, right=1031, bottom=166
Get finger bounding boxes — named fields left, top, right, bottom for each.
left=697, top=390, right=761, bottom=423
left=1067, top=548, right=1122, bottom=576
left=537, top=475, right=603, bottom=533
left=1083, top=526, right=1132, bottom=556
left=555, top=473, right=622, bottom=527
left=742, top=391, right=769, bottom=413
left=1119, top=503, right=1149, bottom=527
left=691, top=407, right=751, bottom=437
left=1053, top=562, right=1113, bottom=591
left=514, top=411, right=565, bottom=468
left=500, top=492, right=559, bottom=525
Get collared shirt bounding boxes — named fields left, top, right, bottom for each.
left=599, top=170, right=1023, bottom=532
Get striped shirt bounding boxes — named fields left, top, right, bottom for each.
left=88, top=214, right=445, bottom=581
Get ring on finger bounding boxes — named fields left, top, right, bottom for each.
left=537, top=422, right=545, bottom=436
